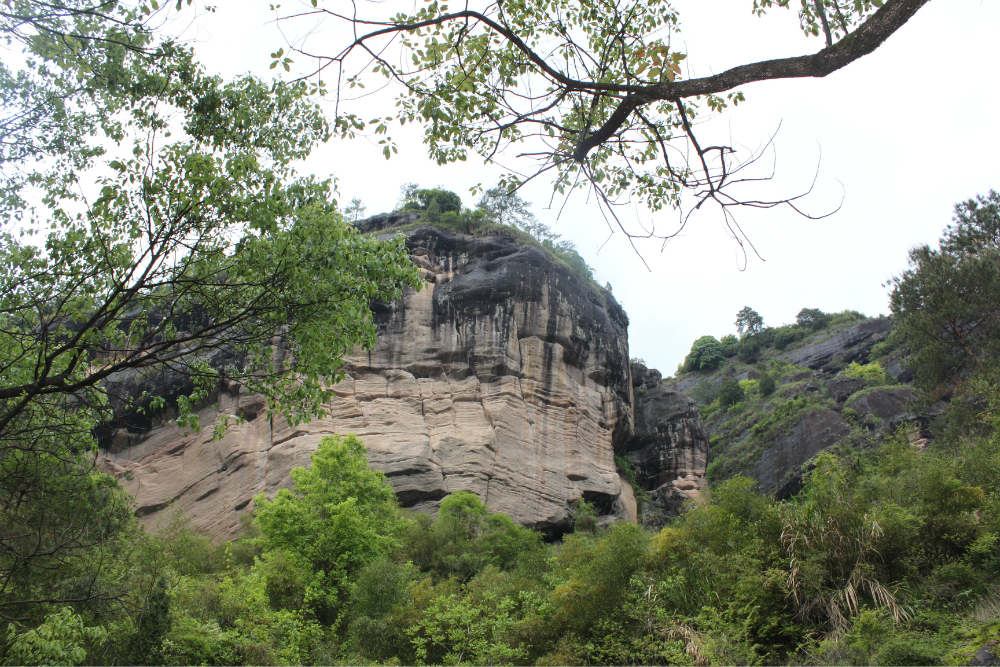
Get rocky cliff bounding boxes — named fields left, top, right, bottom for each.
left=101, top=214, right=665, bottom=539
left=665, top=315, right=941, bottom=500
left=623, top=362, right=709, bottom=519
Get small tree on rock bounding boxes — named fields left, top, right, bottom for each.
left=796, top=308, right=830, bottom=330
left=683, top=336, right=725, bottom=372
left=344, top=197, right=367, bottom=222
left=759, top=372, right=776, bottom=398
left=719, top=376, right=745, bottom=409
left=735, top=307, right=765, bottom=337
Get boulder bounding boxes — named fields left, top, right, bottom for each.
left=752, top=409, right=852, bottom=498
left=825, top=376, right=867, bottom=403
left=848, top=387, right=918, bottom=431
left=631, top=361, right=663, bottom=391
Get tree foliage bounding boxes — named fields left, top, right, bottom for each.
left=758, top=371, right=777, bottom=397
left=682, top=335, right=725, bottom=372
left=252, top=435, right=402, bottom=619
left=718, top=376, right=745, bottom=409
left=13, top=418, right=997, bottom=666
left=274, top=0, right=927, bottom=246
left=890, top=190, right=1000, bottom=394
left=796, top=307, right=830, bottom=330
left=476, top=187, right=539, bottom=232
left=3, top=606, right=107, bottom=666
left=401, top=187, right=464, bottom=215
left=0, top=0, right=420, bottom=621
left=735, top=306, right=764, bottom=337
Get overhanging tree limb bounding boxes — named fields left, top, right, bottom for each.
left=576, top=0, right=929, bottom=161
left=277, top=0, right=928, bottom=252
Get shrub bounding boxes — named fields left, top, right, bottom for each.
left=827, top=309, right=868, bottom=328
left=720, top=334, right=739, bottom=358
left=758, top=372, right=776, bottom=397
left=401, top=491, right=544, bottom=581
left=689, top=378, right=720, bottom=404
left=796, top=307, right=829, bottom=330
left=401, top=187, right=463, bottom=214
left=550, top=523, right=649, bottom=634
left=844, top=361, right=888, bottom=385
left=346, top=558, right=415, bottom=661
left=739, top=378, right=759, bottom=396
left=573, top=498, right=598, bottom=533
left=736, top=334, right=762, bottom=361
left=771, top=325, right=801, bottom=350
left=719, top=376, right=744, bottom=409
left=4, top=607, right=108, bottom=667
left=683, top=336, right=725, bottom=372
left=542, top=238, right=595, bottom=281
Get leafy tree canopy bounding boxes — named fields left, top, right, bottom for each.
left=273, top=0, right=928, bottom=246
left=252, top=434, right=402, bottom=617
left=718, top=375, right=745, bottom=409
left=683, top=335, right=725, bottom=372
left=401, top=187, right=463, bottom=214
left=735, top=306, right=765, bottom=337
left=796, top=307, right=830, bottom=330
left=0, top=0, right=420, bottom=620
left=476, top=187, right=539, bottom=232
left=890, top=190, right=1000, bottom=395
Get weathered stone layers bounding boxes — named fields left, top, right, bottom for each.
left=103, top=219, right=638, bottom=539
left=623, top=361, right=709, bottom=518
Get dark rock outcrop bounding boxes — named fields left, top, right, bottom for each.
left=848, top=387, right=918, bottom=430
left=969, top=641, right=1000, bottom=667
left=625, top=386, right=707, bottom=491
left=622, top=362, right=709, bottom=521
left=630, top=361, right=663, bottom=391
left=752, top=409, right=852, bottom=498
left=781, top=318, right=892, bottom=371
left=825, top=376, right=867, bottom=403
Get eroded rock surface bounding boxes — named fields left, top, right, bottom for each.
left=102, top=220, right=636, bottom=539
left=848, top=387, right=918, bottom=431
left=623, top=362, right=709, bottom=521
left=752, top=409, right=852, bottom=498
left=825, top=376, right=867, bottom=404
left=781, top=318, right=892, bottom=371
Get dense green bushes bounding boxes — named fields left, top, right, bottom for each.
left=682, top=335, right=726, bottom=372
left=5, top=416, right=1000, bottom=666
left=718, top=376, right=745, bottom=409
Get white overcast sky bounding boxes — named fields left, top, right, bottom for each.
left=173, top=0, right=1000, bottom=376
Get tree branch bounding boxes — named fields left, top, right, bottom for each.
left=573, top=0, right=927, bottom=160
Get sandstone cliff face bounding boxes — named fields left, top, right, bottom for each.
left=102, top=215, right=639, bottom=539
